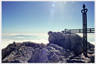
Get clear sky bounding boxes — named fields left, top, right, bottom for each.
left=2, top=1, right=94, bottom=33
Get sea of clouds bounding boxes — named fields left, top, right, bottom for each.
left=2, top=33, right=95, bottom=49
left=2, top=33, right=49, bottom=49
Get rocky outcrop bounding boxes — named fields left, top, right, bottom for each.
left=2, top=42, right=46, bottom=63
left=2, top=42, right=74, bottom=63
left=2, top=31, right=94, bottom=63
left=48, top=31, right=94, bottom=56
left=3, top=46, right=33, bottom=63
left=2, top=42, right=21, bottom=60
left=2, top=42, right=94, bottom=63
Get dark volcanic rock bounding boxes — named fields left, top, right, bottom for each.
left=2, top=42, right=21, bottom=60
left=90, top=55, right=95, bottom=63
left=2, top=46, right=33, bottom=63
left=2, top=42, right=74, bottom=63
left=48, top=31, right=94, bottom=56
left=28, top=48, right=41, bottom=63
left=45, top=43, right=74, bottom=63
left=8, top=59, right=22, bottom=63
left=28, top=43, right=74, bottom=63
left=20, top=42, right=46, bottom=49
left=67, top=53, right=91, bottom=63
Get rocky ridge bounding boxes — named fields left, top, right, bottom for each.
left=2, top=32, right=95, bottom=63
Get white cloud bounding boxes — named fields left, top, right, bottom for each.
left=2, top=38, right=49, bottom=49
left=2, top=33, right=49, bottom=49
left=90, top=42, right=95, bottom=45
left=76, top=33, right=95, bottom=44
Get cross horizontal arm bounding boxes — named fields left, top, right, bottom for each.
left=63, top=28, right=95, bottom=33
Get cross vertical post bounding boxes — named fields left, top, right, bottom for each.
left=81, top=4, right=88, bottom=57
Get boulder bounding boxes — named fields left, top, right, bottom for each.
left=48, top=31, right=83, bottom=56
left=48, top=31, right=94, bottom=56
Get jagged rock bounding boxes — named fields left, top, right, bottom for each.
left=2, top=42, right=94, bottom=63
left=8, top=59, right=22, bottom=63
left=2, top=46, right=33, bottom=63
left=39, top=48, right=49, bottom=62
left=48, top=31, right=94, bottom=56
left=28, top=43, right=74, bottom=63
left=39, top=43, right=75, bottom=63
left=67, top=53, right=92, bottom=63
left=28, top=48, right=42, bottom=63
left=2, top=42, right=21, bottom=60
left=20, top=42, right=46, bottom=49
left=90, top=55, right=94, bottom=63
left=46, top=44, right=66, bottom=63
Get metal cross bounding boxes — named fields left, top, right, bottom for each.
left=62, top=4, right=94, bottom=57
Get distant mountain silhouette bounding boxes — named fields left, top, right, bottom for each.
left=12, top=35, right=38, bottom=38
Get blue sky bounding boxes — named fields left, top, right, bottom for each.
left=2, top=1, right=94, bottom=33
